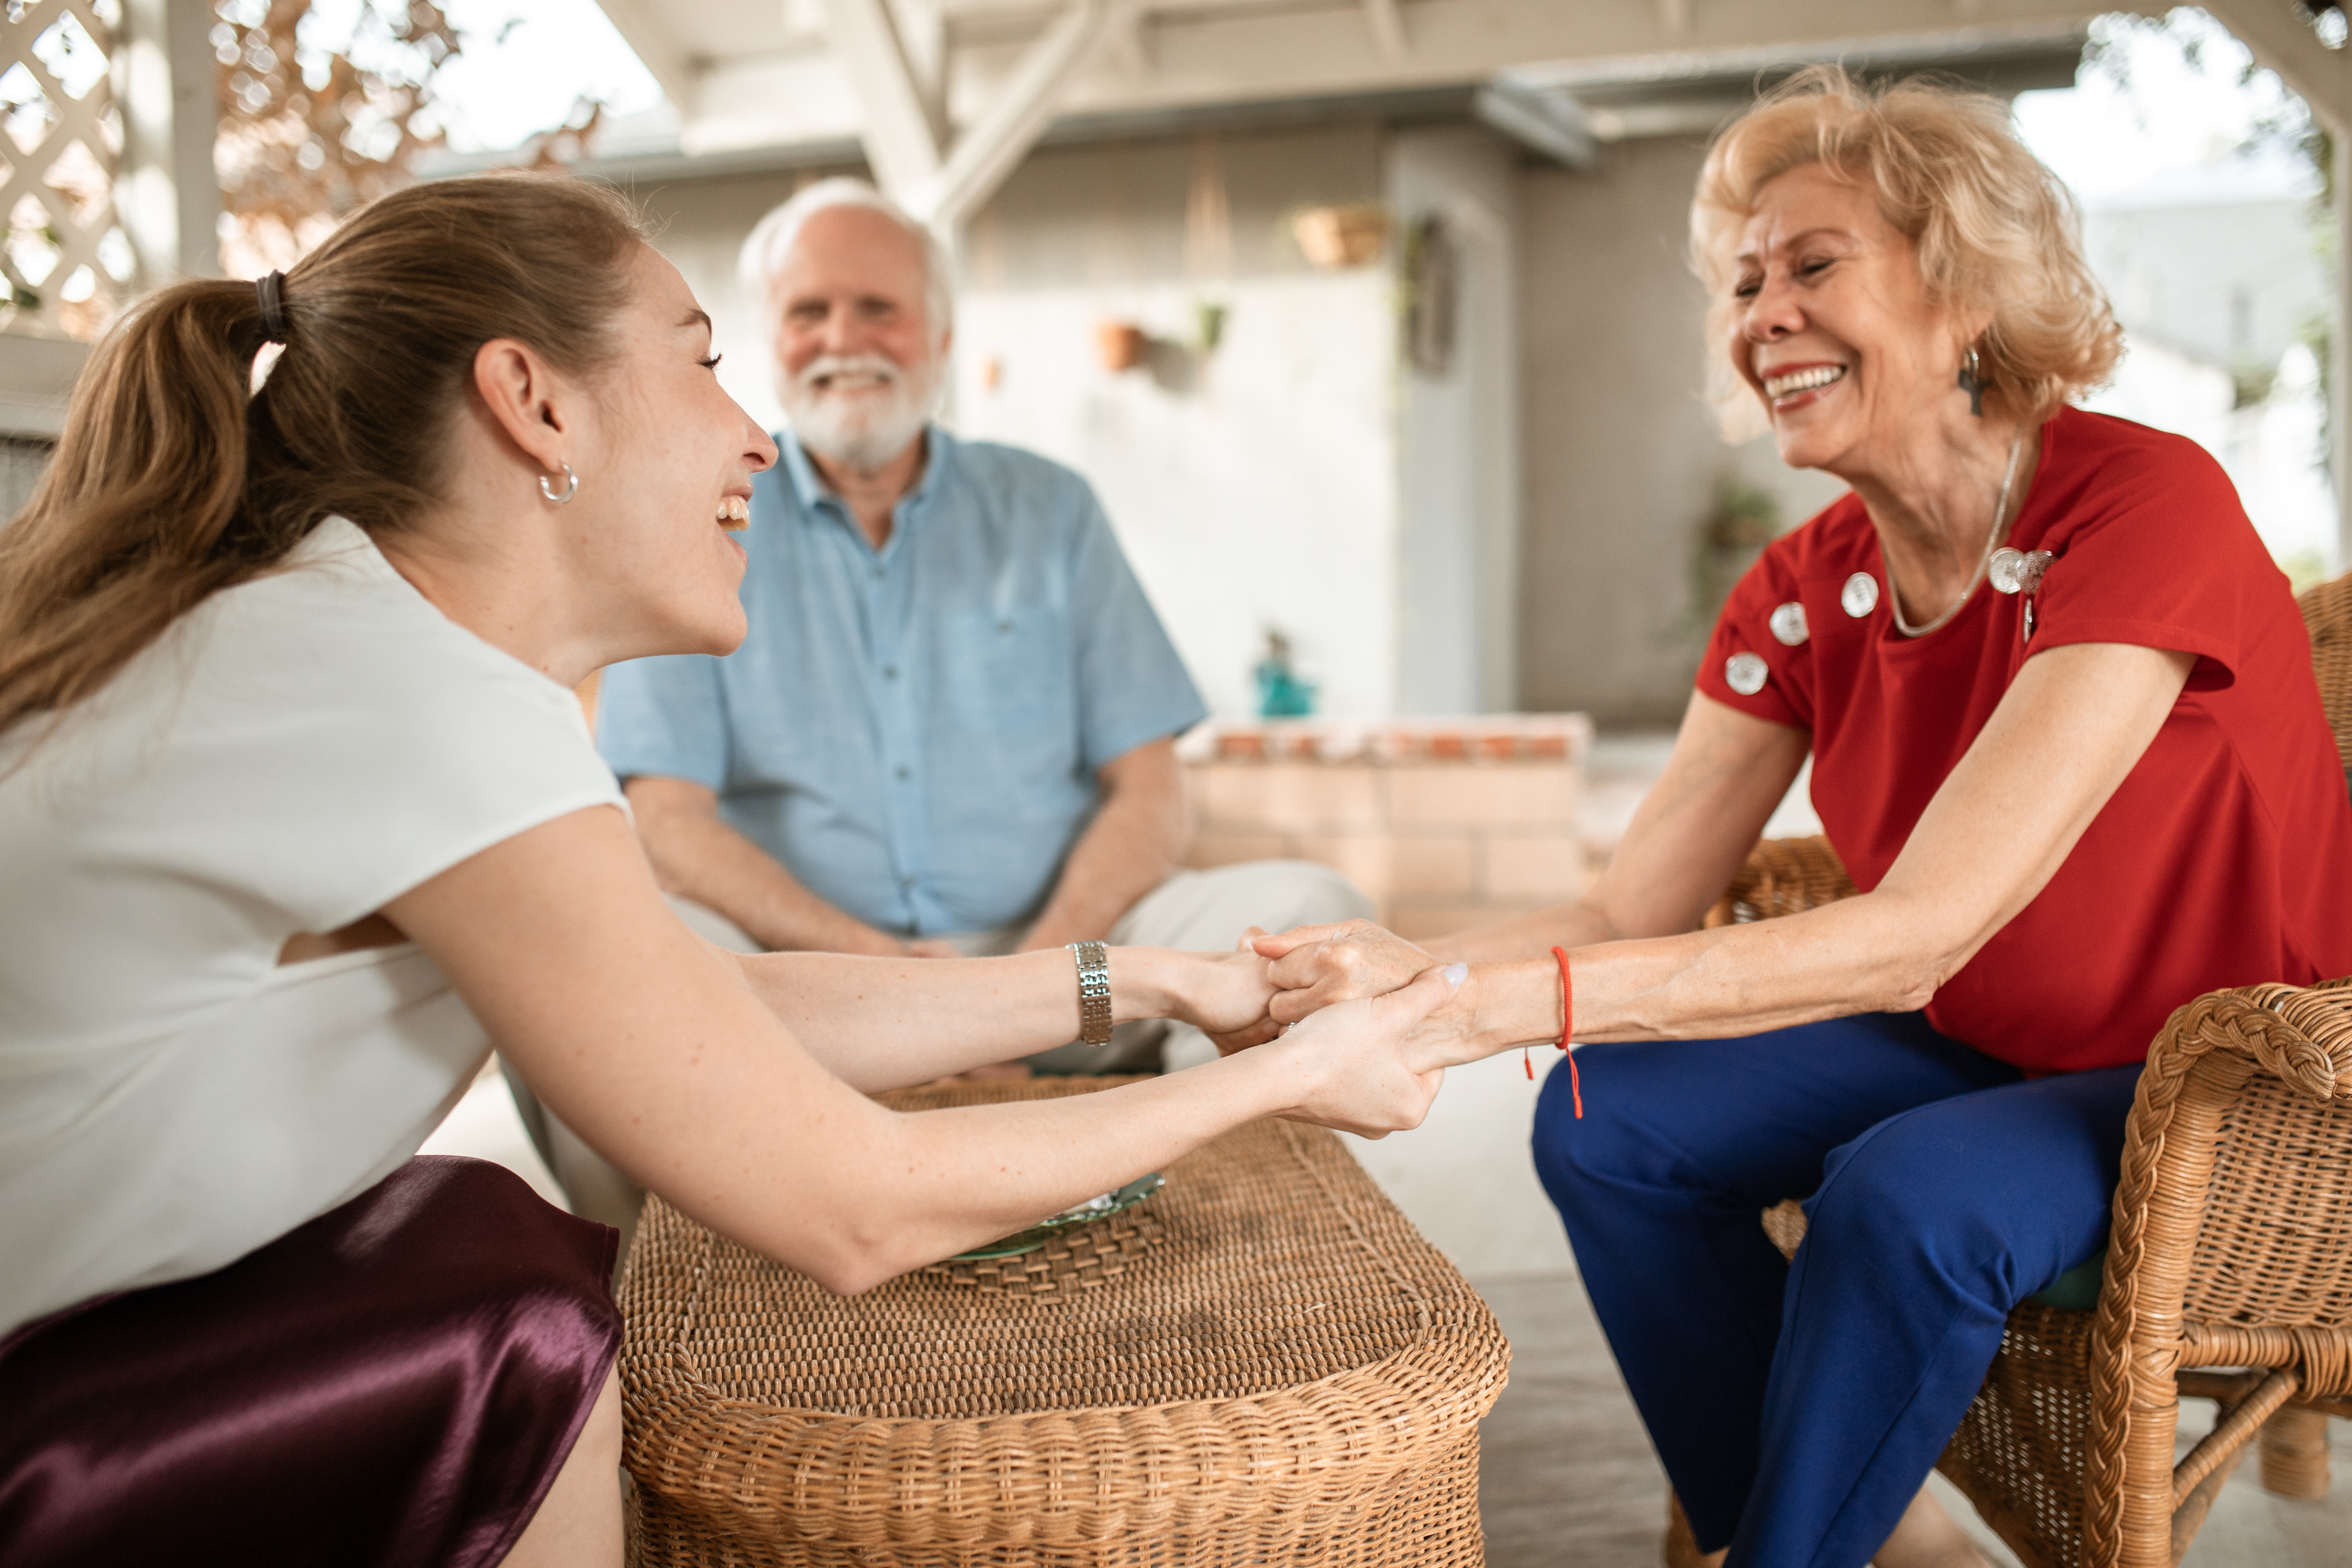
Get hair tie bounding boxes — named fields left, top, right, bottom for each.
left=254, top=271, right=289, bottom=344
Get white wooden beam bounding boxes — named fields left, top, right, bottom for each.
left=819, top=0, right=946, bottom=197
left=889, top=0, right=954, bottom=152
left=659, top=2, right=2103, bottom=155
left=117, top=0, right=219, bottom=283
left=971, top=2, right=2092, bottom=120
left=1102, top=1, right=1152, bottom=78
left=586, top=0, right=703, bottom=120
left=1365, top=0, right=1408, bottom=60
left=1473, top=81, right=1596, bottom=167
left=910, top=0, right=1109, bottom=229
left=2200, top=0, right=2352, bottom=129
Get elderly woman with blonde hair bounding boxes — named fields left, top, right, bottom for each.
left=1251, top=67, right=2352, bottom=1568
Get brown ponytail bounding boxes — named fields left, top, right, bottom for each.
left=0, top=172, right=649, bottom=741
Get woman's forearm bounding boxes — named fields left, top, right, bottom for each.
left=1429, top=645, right=2199, bottom=1060
left=735, top=944, right=1198, bottom=1090
left=1422, top=901, right=1623, bottom=965
left=404, top=808, right=1441, bottom=1299
left=1447, top=890, right=1946, bottom=1060
left=770, top=971, right=1458, bottom=1294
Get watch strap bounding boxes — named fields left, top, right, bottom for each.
left=1068, top=940, right=1113, bottom=1046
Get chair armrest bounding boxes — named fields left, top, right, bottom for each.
left=2296, top=567, right=2352, bottom=779
left=2132, top=976, right=2352, bottom=1114
left=1703, top=835, right=1858, bottom=929
left=2082, top=976, right=2352, bottom=1562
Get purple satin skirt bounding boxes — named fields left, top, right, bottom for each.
left=0, top=1156, right=620, bottom=1568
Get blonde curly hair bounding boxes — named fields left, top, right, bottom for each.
left=1691, top=65, right=2122, bottom=440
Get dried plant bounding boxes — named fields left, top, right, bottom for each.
left=211, top=0, right=461, bottom=274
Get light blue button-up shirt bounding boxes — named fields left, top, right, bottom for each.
left=595, top=426, right=1206, bottom=937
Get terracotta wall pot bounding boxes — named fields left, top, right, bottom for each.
left=1094, top=320, right=1147, bottom=371
left=1292, top=204, right=1391, bottom=269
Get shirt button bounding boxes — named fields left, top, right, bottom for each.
left=1841, top=572, right=1879, bottom=618
left=899, top=875, right=916, bottom=889
left=895, top=766, right=911, bottom=781
left=870, top=565, right=885, bottom=580
left=882, top=665, right=898, bottom=680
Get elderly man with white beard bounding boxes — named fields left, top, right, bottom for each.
left=503, top=180, right=1371, bottom=1236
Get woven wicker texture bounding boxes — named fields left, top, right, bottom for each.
left=2298, top=567, right=2352, bottom=778
left=1941, top=1305, right=2097, bottom=1568
left=1700, top=834, right=1856, bottom=930
left=2182, top=1061, right=2352, bottom=1333
left=2080, top=979, right=2352, bottom=1567
left=915, top=1210, right=1164, bottom=1299
left=619, top=1076, right=1510, bottom=1567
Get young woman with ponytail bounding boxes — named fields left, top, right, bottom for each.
left=0, top=173, right=1460, bottom=1568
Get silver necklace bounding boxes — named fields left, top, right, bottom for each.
left=1885, top=431, right=2025, bottom=638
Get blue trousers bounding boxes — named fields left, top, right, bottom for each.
left=1531, top=1013, right=2141, bottom=1568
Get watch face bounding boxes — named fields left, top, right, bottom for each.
left=950, top=1172, right=1166, bottom=1260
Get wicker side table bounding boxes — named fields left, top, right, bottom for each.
left=619, top=1077, right=1510, bottom=1567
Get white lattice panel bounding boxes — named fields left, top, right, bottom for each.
left=0, top=0, right=131, bottom=340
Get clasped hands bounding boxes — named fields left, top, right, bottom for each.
left=1168, top=920, right=1487, bottom=1138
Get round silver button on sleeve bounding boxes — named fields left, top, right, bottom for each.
left=1988, top=547, right=2053, bottom=595
left=1841, top=572, right=1879, bottom=618
left=1769, top=601, right=1809, bottom=646
left=1724, top=651, right=1769, bottom=695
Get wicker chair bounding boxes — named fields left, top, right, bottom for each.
left=1664, top=570, right=2352, bottom=1568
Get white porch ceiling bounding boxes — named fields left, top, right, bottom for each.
left=593, top=0, right=2149, bottom=164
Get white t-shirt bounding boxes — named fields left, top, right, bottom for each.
left=0, top=517, right=625, bottom=1335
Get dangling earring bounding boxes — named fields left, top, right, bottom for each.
left=539, top=462, right=580, bottom=505
left=1956, top=345, right=1987, bottom=418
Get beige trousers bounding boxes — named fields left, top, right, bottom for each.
left=504, top=859, right=1375, bottom=1250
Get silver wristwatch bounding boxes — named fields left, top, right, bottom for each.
left=1068, top=940, right=1113, bottom=1046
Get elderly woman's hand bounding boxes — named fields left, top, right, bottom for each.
left=1250, top=919, right=1436, bottom=1024
left=1269, top=965, right=1461, bottom=1137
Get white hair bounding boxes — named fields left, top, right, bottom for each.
left=736, top=177, right=955, bottom=346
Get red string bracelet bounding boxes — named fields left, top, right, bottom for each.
left=1550, top=945, right=1582, bottom=1118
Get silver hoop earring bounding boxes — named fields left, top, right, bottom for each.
left=538, top=462, right=580, bottom=505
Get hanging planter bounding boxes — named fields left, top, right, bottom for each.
left=1194, top=300, right=1227, bottom=353
left=1402, top=214, right=1458, bottom=378
left=1292, top=204, right=1391, bottom=269
left=1094, top=320, right=1148, bottom=372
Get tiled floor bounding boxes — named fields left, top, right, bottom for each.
left=1474, top=1271, right=2352, bottom=1568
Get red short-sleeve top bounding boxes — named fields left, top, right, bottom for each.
left=1696, top=408, right=2352, bottom=1074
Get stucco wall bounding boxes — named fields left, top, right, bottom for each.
left=1389, top=128, right=1522, bottom=716
left=1515, top=135, right=1847, bottom=726
left=951, top=127, right=1401, bottom=719
left=635, top=126, right=1412, bottom=721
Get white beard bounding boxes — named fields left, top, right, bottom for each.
left=781, top=352, right=941, bottom=473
